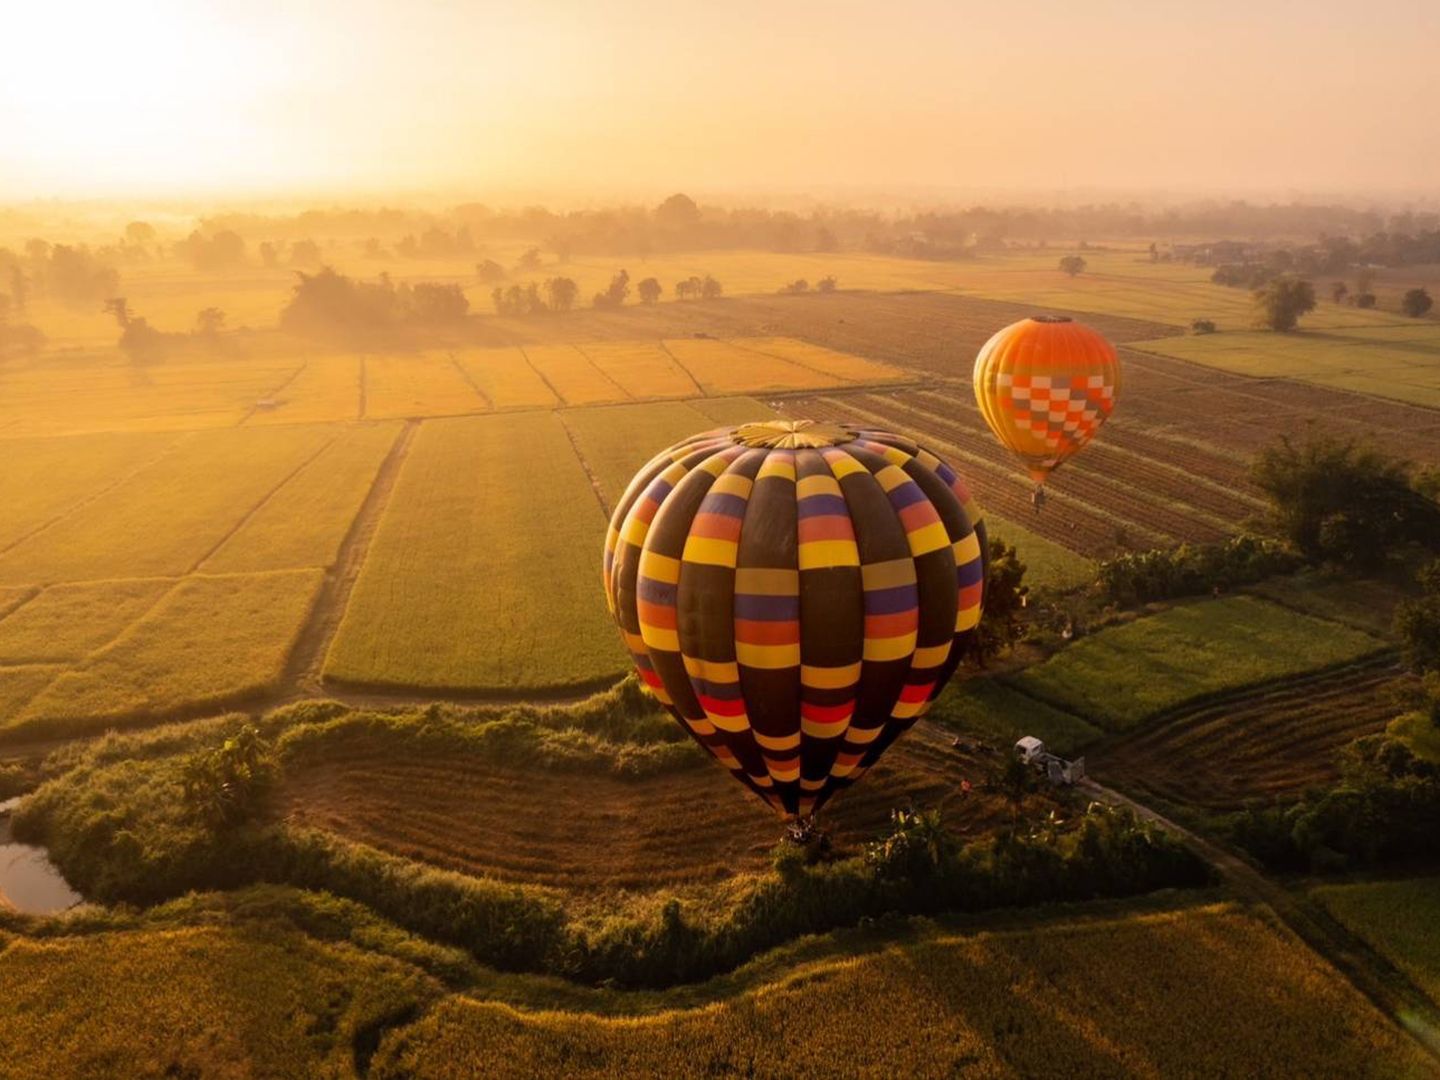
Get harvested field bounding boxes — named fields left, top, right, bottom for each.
left=1090, top=655, right=1414, bottom=813
left=276, top=719, right=1006, bottom=890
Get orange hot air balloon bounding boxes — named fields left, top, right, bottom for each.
left=973, top=315, right=1120, bottom=488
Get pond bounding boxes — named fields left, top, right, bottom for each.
left=0, top=797, right=83, bottom=916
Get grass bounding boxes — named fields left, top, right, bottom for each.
left=0, top=579, right=171, bottom=663
left=1244, top=571, right=1412, bottom=637
left=203, top=422, right=400, bottom=572
left=361, top=353, right=488, bottom=419
left=11, top=569, right=323, bottom=734
left=1008, top=595, right=1387, bottom=731
left=0, top=664, right=62, bottom=725
left=324, top=412, right=624, bottom=691
left=984, top=510, right=1097, bottom=590
left=0, top=424, right=336, bottom=585
left=370, top=902, right=1431, bottom=1080
left=931, top=678, right=1102, bottom=758
left=1313, top=877, right=1440, bottom=1005
left=1132, top=322, right=1440, bottom=409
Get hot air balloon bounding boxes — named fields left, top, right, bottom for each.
left=973, top=315, right=1120, bottom=494
left=602, top=419, right=987, bottom=822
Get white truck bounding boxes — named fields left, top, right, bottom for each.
left=1014, top=736, right=1086, bottom=786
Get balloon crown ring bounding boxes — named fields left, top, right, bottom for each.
left=731, top=419, right=857, bottom=449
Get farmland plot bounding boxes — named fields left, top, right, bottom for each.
left=522, top=345, right=630, bottom=405
left=454, top=347, right=559, bottom=409
left=0, top=424, right=336, bottom=585
left=245, top=355, right=361, bottom=425
left=202, top=422, right=400, bottom=573
left=1314, top=878, right=1440, bottom=1005
left=0, top=579, right=171, bottom=663
left=361, top=354, right=487, bottom=420
left=325, top=412, right=624, bottom=691
left=371, top=904, right=1432, bottom=1080
left=1007, top=595, right=1386, bottom=732
left=0, top=431, right=181, bottom=550
left=13, top=569, right=323, bottom=734
left=575, top=341, right=701, bottom=399
left=664, top=337, right=847, bottom=394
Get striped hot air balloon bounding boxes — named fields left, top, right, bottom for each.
left=973, top=315, right=1121, bottom=487
left=602, top=419, right=988, bottom=821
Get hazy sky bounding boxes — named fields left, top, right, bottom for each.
left=3, top=0, right=1438, bottom=201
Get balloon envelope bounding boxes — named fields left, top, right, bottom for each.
left=973, top=315, right=1120, bottom=484
left=603, top=419, right=987, bottom=819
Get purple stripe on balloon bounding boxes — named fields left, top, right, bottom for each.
left=734, top=593, right=802, bottom=621
left=638, top=578, right=677, bottom=604
left=864, top=583, right=919, bottom=614
left=885, top=481, right=927, bottom=509
left=691, top=677, right=745, bottom=700
left=699, top=492, right=749, bottom=518
left=957, top=560, right=984, bottom=587
left=796, top=493, right=849, bottom=518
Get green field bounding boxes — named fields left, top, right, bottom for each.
left=1007, top=595, right=1387, bottom=731
left=984, top=510, right=1097, bottom=591
left=324, top=411, right=624, bottom=691
left=932, top=677, right=1101, bottom=757
left=1133, top=322, right=1440, bottom=409
left=1313, top=877, right=1440, bottom=1005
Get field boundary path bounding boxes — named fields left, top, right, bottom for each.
left=1079, top=777, right=1440, bottom=1067
left=286, top=419, right=419, bottom=692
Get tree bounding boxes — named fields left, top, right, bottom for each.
left=780, top=279, right=809, bottom=295
left=1355, top=292, right=1377, bottom=309
left=258, top=241, right=279, bottom=268
left=817, top=276, right=838, bottom=293
left=1397, top=560, right=1440, bottom=674
left=637, top=277, right=662, bottom=305
left=1402, top=288, right=1434, bottom=318
left=103, top=296, right=132, bottom=328
left=1252, top=276, right=1316, bottom=332
left=408, top=283, right=469, bottom=322
left=1330, top=281, right=1348, bottom=304
left=1190, top=318, right=1216, bottom=334
left=592, top=269, right=630, bottom=309
left=1058, top=255, right=1087, bottom=277
left=194, top=307, right=226, bottom=335
left=700, top=274, right=722, bottom=300
left=655, top=193, right=701, bottom=229
left=675, top=275, right=703, bottom=300
left=970, top=537, right=1028, bottom=663
left=124, top=221, right=156, bottom=247
left=1251, top=432, right=1440, bottom=566
left=516, top=247, right=543, bottom=272
left=545, top=276, right=579, bottom=312
left=476, top=259, right=506, bottom=284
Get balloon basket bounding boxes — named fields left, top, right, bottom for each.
left=784, top=816, right=832, bottom=858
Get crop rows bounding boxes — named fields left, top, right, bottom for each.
left=1091, top=656, right=1411, bottom=812
left=276, top=720, right=1006, bottom=891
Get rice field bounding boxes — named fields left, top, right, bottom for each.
left=361, top=353, right=488, bottom=420
left=1007, top=595, right=1387, bottom=732
left=9, top=569, right=323, bottom=734
left=0, top=424, right=336, bottom=585
left=576, top=341, right=702, bottom=399
left=0, top=579, right=171, bottom=663
left=521, top=344, right=630, bottom=405
left=454, top=347, right=559, bottom=410
left=324, top=411, right=624, bottom=691
left=1313, top=877, right=1440, bottom=1006
left=245, top=354, right=362, bottom=425
left=202, top=422, right=401, bottom=573
left=663, top=337, right=856, bottom=394
left=371, top=903, right=1433, bottom=1080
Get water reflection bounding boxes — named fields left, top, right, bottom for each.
left=0, top=797, right=83, bottom=915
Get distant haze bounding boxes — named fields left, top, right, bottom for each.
left=4, top=0, right=1438, bottom=201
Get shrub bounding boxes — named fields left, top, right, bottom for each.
left=1190, top=318, right=1217, bottom=334
left=1401, top=287, right=1433, bottom=318
left=1097, top=535, right=1300, bottom=605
